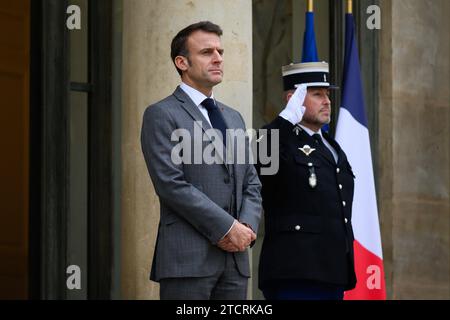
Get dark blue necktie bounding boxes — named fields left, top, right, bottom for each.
left=312, top=133, right=335, bottom=163
left=202, top=98, right=228, bottom=146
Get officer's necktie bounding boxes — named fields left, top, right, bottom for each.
left=312, top=133, right=335, bottom=163
left=202, top=98, right=228, bottom=146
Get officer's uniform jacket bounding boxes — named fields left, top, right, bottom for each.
left=257, top=116, right=357, bottom=291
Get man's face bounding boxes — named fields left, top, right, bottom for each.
left=177, top=30, right=224, bottom=93
left=301, top=87, right=331, bottom=131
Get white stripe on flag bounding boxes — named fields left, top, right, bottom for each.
left=335, top=107, right=383, bottom=258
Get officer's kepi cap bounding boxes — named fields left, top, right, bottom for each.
left=282, top=61, right=339, bottom=91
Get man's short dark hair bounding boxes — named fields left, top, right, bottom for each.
left=171, top=21, right=223, bottom=76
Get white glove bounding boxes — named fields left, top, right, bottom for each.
left=279, top=84, right=307, bottom=125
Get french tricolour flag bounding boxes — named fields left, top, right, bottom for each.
left=335, top=13, right=386, bottom=300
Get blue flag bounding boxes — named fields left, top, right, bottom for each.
left=340, top=13, right=367, bottom=127
left=301, top=12, right=319, bottom=62
left=301, top=11, right=329, bottom=132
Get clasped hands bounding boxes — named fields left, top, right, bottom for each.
left=217, top=220, right=256, bottom=252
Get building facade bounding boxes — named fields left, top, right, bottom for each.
left=0, top=0, right=448, bottom=299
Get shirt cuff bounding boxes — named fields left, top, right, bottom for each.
left=219, top=219, right=237, bottom=241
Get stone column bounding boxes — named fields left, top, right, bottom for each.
left=379, top=0, right=450, bottom=299
left=120, top=0, right=253, bottom=299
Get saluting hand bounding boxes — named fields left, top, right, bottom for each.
left=279, top=83, right=307, bottom=125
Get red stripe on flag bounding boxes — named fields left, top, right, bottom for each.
left=344, top=240, right=386, bottom=300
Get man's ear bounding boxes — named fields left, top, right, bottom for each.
left=174, top=56, right=189, bottom=72
left=286, top=91, right=294, bottom=103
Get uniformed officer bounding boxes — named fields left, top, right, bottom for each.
left=257, top=62, right=357, bottom=300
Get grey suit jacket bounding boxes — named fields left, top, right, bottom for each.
left=141, top=86, right=262, bottom=282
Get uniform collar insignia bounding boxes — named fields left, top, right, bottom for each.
left=293, top=125, right=302, bottom=136
left=299, top=145, right=316, bottom=156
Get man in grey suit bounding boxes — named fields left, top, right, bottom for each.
left=140, top=21, right=262, bottom=300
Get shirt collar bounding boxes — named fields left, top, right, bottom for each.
left=299, top=124, right=323, bottom=138
left=180, top=82, right=215, bottom=107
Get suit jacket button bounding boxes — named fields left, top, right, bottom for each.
left=339, top=184, right=343, bottom=190
left=223, top=205, right=229, bottom=212
left=345, top=218, right=348, bottom=223
left=224, top=177, right=230, bottom=184
left=295, top=225, right=301, bottom=231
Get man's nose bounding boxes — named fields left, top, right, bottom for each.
left=212, top=50, right=223, bottom=63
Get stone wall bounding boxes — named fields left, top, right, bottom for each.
left=379, top=0, right=450, bottom=299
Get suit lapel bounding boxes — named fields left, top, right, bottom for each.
left=173, top=87, right=229, bottom=171
left=323, top=132, right=346, bottom=165
left=322, top=133, right=351, bottom=170
left=173, top=86, right=210, bottom=128
left=219, top=104, right=238, bottom=172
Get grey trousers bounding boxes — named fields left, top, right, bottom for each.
left=159, top=252, right=248, bottom=300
